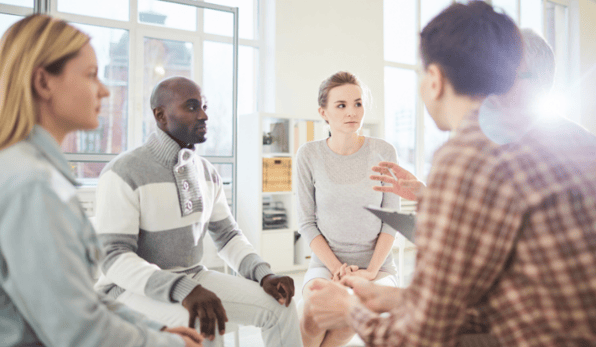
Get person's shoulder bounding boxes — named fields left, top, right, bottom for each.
left=102, top=145, right=154, bottom=178
left=0, top=142, right=68, bottom=200
left=368, top=137, right=396, bottom=153
left=296, top=139, right=325, bottom=158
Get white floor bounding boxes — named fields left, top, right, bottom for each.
left=223, top=270, right=365, bottom=347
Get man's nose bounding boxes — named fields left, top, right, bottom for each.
left=198, top=110, right=208, bottom=121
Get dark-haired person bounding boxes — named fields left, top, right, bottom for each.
left=93, top=76, right=302, bottom=347
left=0, top=15, right=203, bottom=347
left=307, top=2, right=596, bottom=346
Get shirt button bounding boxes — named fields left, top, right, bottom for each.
left=177, top=166, right=185, bottom=174
left=183, top=181, right=190, bottom=191
left=185, top=200, right=193, bottom=211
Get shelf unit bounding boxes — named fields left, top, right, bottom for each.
left=237, top=112, right=380, bottom=273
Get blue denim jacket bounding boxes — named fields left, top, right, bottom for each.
left=0, top=126, right=184, bottom=347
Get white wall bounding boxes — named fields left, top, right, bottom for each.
left=578, top=0, right=596, bottom=134
left=273, top=0, right=385, bottom=125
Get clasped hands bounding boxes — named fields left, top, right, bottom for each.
left=181, top=274, right=294, bottom=341
left=332, top=263, right=376, bottom=282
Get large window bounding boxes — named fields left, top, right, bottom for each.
left=0, top=0, right=263, bottom=213
left=383, top=0, right=570, bottom=180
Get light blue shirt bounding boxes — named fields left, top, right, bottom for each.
left=0, top=126, right=184, bottom=347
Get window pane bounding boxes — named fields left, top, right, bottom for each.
left=57, top=0, right=129, bottom=21
left=384, top=0, right=417, bottom=65
left=211, top=163, right=233, bottom=207
left=142, top=37, right=193, bottom=141
left=521, top=0, right=543, bottom=35
left=421, top=0, right=453, bottom=29
left=204, top=0, right=256, bottom=39
left=545, top=1, right=569, bottom=86
left=0, top=0, right=31, bottom=7
left=138, top=0, right=197, bottom=31
left=0, top=13, right=22, bottom=37
left=200, top=41, right=234, bottom=156
left=492, top=0, right=518, bottom=21
left=62, top=25, right=129, bottom=154
left=239, top=45, right=257, bottom=115
left=69, top=162, right=107, bottom=182
left=384, top=67, right=417, bottom=175
left=423, top=109, right=449, bottom=178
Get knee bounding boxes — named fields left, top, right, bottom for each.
left=300, top=301, right=324, bottom=337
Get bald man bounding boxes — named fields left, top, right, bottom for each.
left=94, top=77, right=302, bottom=347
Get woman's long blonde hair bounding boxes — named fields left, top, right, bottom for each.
left=0, top=14, right=89, bottom=150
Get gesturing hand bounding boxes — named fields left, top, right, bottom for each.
left=181, top=285, right=228, bottom=341
left=370, top=161, right=425, bottom=201
left=341, top=276, right=403, bottom=313
left=261, top=274, right=295, bottom=307
left=163, top=326, right=205, bottom=347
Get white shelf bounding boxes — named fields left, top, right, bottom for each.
left=262, top=152, right=292, bottom=157
left=262, top=191, right=293, bottom=195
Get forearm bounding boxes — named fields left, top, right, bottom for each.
left=310, top=235, right=343, bottom=273
left=367, top=232, right=395, bottom=276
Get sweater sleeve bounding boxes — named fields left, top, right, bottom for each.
left=95, top=169, right=198, bottom=303
left=296, top=144, right=323, bottom=246
left=0, top=182, right=184, bottom=347
left=379, top=142, right=401, bottom=237
left=206, top=167, right=273, bottom=283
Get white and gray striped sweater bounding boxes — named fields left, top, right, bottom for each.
left=94, top=128, right=272, bottom=304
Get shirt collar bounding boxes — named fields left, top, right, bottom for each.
left=27, top=125, right=79, bottom=186
left=146, top=127, right=196, bottom=168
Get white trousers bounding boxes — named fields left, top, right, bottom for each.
left=117, top=269, right=302, bottom=347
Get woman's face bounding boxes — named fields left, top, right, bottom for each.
left=319, top=83, right=365, bottom=136
left=46, top=42, right=109, bottom=133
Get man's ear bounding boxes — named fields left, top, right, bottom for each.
left=153, top=107, right=167, bottom=127
left=426, top=64, right=445, bottom=101
left=32, top=67, right=53, bottom=101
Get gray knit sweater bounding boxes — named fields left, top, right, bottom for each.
left=296, top=137, right=400, bottom=274
left=94, top=128, right=273, bottom=303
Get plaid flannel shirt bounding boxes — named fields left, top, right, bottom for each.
left=349, top=112, right=596, bottom=346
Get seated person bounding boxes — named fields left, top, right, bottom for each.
left=93, top=76, right=302, bottom=346
left=0, top=15, right=202, bottom=347
left=296, top=71, right=400, bottom=347
left=307, top=2, right=596, bottom=346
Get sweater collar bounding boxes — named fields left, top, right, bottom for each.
left=146, top=127, right=196, bottom=168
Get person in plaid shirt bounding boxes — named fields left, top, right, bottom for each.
left=306, top=2, right=596, bottom=346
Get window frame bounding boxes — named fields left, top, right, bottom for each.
left=383, top=0, right=572, bottom=180
left=0, top=0, right=265, bottom=217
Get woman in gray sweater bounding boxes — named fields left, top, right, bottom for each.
left=297, top=71, right=400, bottom=347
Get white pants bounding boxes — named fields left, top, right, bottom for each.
left=117, top=269, right=302, bottom=347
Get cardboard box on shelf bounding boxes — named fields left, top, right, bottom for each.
left=262, top=157, right=292, bottom=192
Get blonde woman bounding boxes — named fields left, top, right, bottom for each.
left=0, top=15, right=202, bottom=347
left=296, top=71, right=400, bottom=347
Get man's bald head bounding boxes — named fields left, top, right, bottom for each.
left=150, top=76, right=208, bottom=147
left=150, top=76, right=200, bottom=111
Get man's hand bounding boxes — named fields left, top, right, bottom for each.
left=332, top=263, right=359, bottom=282
left=370, top=161, right=425, bottom=201
left=341, top=276, right=403, bottom=313
left=181, top=285, right=228, bottom=341
left=164, top=327, right=205, bottom=347
left=261, top=274, right=295, bottom=307
left=307, top=279, right=358, bottom=330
